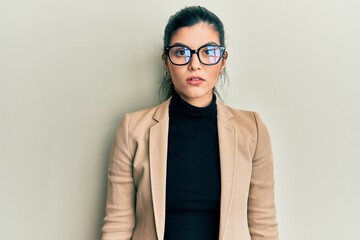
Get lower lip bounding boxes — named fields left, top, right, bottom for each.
left=186, top=79, right=204, bottom=85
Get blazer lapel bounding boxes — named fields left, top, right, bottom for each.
left=149, top=99, right=171, bottom=240
left=148, top=99, right=237, bottom=240
left=216, top=101, right=237, bottom=240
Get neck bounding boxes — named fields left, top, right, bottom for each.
left=169, top=90, right=217, bottom=125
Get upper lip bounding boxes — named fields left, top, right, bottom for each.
left=186, top=76, right=205, bottom=81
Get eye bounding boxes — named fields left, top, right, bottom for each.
left=204, top=49, right=214, bottom=55
left=176, top=50, right=185, bottom=56
left=202, top=46, right=216, bottom=56
left=174, top=48, right=187, bottom=57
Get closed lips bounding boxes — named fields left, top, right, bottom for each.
left=187, top=76, right=205, bottom=81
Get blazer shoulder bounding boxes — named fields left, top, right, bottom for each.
left=121, top=98, right=171, bottom=131
left=229, top=106, right=255, bottom=118
left=219, top=102, right=269, bottom=135
left=127, top=105, right=159, bottom=121
left=219, top=102, right=256, bottom=122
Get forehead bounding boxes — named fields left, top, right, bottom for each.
left=169, top=23, right=220, bottom=47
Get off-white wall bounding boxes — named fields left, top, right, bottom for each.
left=1, top=0, right=359, bottom=239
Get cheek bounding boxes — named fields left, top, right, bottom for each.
left=209, top=67, right=222, bottom=79
left=168, top=66, right=185, bottom=80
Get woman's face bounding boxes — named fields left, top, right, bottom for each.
left=166, top=22, right=226, bottom=107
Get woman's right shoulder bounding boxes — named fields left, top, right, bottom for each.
left=127, top=105, right=159, bottom=119
left=128, top=99, right=170, bottom=120
left=117, top=98, right=171, bottom=132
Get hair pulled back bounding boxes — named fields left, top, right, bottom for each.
left=160, top=6, right=226, bottom=101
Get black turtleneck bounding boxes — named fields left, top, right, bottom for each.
left=164, top=91, right=221, bottom=240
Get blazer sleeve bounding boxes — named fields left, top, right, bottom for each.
left=102, top=113, right=135, bottom=240
left=248, top=112, right=279, bottom=240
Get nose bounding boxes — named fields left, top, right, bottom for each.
left=188, top=52, right=201, bottom=71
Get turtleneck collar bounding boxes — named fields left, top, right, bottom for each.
left=169, top=91, right=217, bottom=125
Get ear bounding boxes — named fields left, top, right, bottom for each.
left=161, top=52, right=167, bottom=61
left=220, top=51, right=228, bottom=71
left=162, top=52, right=169, bottom=71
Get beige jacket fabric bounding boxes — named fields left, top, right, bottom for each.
left=102, top=98, right=279, bottom=240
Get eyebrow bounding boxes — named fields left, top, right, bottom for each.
left=169, top=41, right=220, bottom=48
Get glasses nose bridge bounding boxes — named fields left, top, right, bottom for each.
left=188, top=48, right=200, bottom=62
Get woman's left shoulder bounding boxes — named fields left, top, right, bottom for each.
left=217, top=101, right=268, bottom=130
left=218, top=102, right=261, bottom=123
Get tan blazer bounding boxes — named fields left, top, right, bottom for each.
left=102, top=98, right=279, bottom=240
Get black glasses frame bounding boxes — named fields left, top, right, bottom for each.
left=164, top=44, right=226, bottom=66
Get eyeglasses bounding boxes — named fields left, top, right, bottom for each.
left=164, top=44, right=226, bottom=66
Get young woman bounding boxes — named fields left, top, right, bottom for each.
left=102, top=6, right=279, bottom=240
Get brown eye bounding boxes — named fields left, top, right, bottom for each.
left=201, top=46, right=218, bottom=56
left=175, top=49, right=186, bottom=56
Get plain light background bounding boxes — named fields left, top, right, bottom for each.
left=1, top=0, right=359, bottom=239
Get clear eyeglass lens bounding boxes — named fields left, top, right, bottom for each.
left=169, top=45, right=222, bottom=65
left=199, top=46, right=222, bottom=64
left=169, top=46, right=191, bottom=65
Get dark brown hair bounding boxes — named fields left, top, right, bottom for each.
left=159, top=6, right=226, bottom=101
